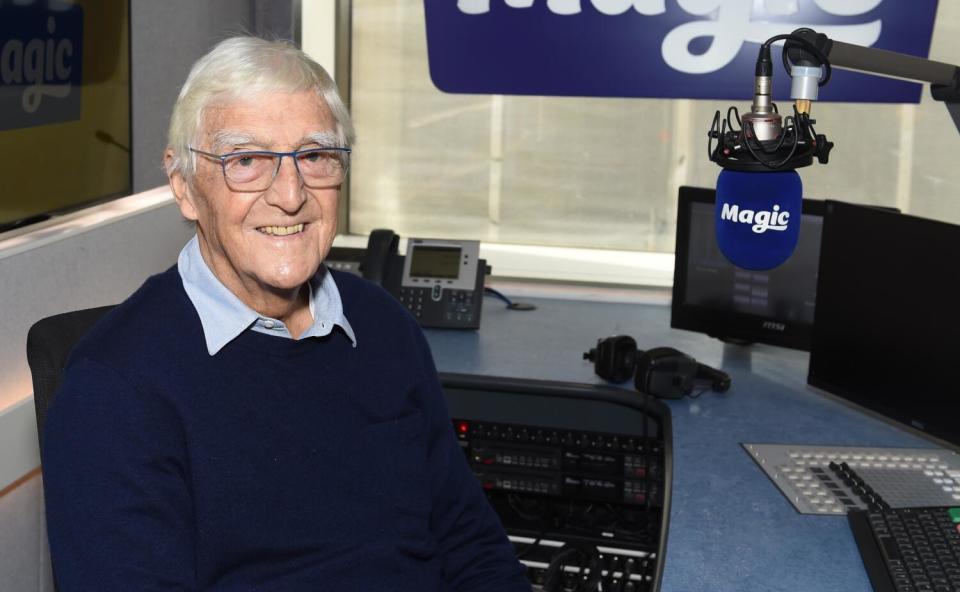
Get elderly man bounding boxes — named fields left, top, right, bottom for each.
left=42, top=37, right=530, bottom=591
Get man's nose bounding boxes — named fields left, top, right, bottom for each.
left=265, top=155, right=307, bottom=211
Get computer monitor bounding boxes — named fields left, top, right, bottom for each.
left=808, top=201, right=960, bottom=448
left=0, top=0, right=131, bottom=233
left=671, top=186, right=824, bottom=350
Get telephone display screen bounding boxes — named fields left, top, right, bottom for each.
left=409, top=246, right=461, bottom=279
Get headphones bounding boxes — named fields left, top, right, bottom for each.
left=583, top=335, right=731, bottom=399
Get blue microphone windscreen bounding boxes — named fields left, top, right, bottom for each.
left=715, top=169, right=802, bottom=270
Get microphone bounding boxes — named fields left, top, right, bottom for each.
left=707, top=30, right=834, bottom=270
left=715, top=168, right=801, bottom=270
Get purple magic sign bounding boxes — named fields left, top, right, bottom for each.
left=424, top=0, right=939, bottom=103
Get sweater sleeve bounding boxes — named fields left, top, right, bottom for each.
left=42, top=356, right=197, bottom=591
left=410, top=329, right=532, bottom=592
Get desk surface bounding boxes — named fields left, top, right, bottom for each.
left=424, top=291, right=936, bottom=592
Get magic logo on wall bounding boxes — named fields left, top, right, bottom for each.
left=0, top=3, right=84, bottom=131
left=424, top=0, right=939, bottom=102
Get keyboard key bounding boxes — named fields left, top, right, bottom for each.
left=851, top=507, right=960, bottom=592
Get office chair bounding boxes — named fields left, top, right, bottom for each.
left=26, top=305, right=115, bottom=455
left=25, top=305, right=114, bottom=592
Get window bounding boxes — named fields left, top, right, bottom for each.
left=309, top=1, right=960, bottom=284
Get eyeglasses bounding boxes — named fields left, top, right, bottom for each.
left=189, top=146, right=352, bottom=191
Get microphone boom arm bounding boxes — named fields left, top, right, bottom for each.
left=791, top=29, right=960, bottom=136
left=708, top=29, right=960, bottom=172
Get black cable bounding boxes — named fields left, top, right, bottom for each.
left=578, top=546, right=604, bottom=592
left=805, top=113, right=820, bottom=143
left=726, top=105, right=741, bottom=129
left=508, top=493, right=544, bottom=522
left=768, top=114, right=793, bottom=153
left=508, top=494, right=551, bottom=561
left=740, top=110, right=802, bottom=169
left=748, top=113, right=793, bottom=155
left=543, top=546, right=586, bottom=592
left=483, top=287, right=536, bottom=311
left=483, top=286, right=512, bottom=306
left=543, top=544, right=608, bottom=592
left=708, top=110, right=720, bottom=160
left=760, top=33, right=833, bottom=87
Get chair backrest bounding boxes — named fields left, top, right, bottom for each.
left=26, top=305, right=116, bottom=455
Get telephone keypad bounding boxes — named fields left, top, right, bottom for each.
left=397, top=287, right=479, bottom=327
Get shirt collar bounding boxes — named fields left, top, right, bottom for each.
left=177, top=236, right=357, bottom=355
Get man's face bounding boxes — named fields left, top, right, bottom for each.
left=171, top=90, right=341, bottom=304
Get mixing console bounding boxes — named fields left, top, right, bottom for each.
left=455, top=418, right=668, bottom=591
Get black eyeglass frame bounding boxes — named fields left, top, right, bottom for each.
left=188, top=146, right=352, bottom=190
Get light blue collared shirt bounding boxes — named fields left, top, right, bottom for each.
left=177, top=236, right=357, bottom=355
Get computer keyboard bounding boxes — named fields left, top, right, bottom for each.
left=848, top=506, right=960, bottom=592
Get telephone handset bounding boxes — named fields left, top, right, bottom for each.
left=361, top=229, right=400, bottom=286
left=326, top=229, right=487, bottom=330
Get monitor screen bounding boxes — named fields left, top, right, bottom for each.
left=0, top=0, right=130, bottom=233
left=409, top=245, right=462, bottom=279
left=808, top=201, right=960, bottom=448
left=671, top=186, right=824, bottom=350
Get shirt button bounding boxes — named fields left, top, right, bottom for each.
left=263, top=320, right=275, bottom=329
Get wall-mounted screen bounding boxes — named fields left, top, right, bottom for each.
left=0, top=0, right=130, bottom=233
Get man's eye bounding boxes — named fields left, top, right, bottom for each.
left=236, top=156, right=256, bottom=167
left=301, top=150, right=322, bottom=163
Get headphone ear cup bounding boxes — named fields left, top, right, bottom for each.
left=634, top=347, right=677, bottom=393
left=587, top=335, right=638, bottom=383
left=634, top=348, right=653, bottom=394
left=635, top=347, right=697, bottom=399
left=696, top=362, right=732, bottom=392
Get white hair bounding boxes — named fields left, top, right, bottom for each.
left=165, top=36, right=356, bottom=179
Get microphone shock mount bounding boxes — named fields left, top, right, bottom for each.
left=708, top=30, right=836, bottom=173
left=708, top=104, right=832, bottom=172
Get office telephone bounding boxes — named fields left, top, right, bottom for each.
left=326, top=229, right=487, bottom=330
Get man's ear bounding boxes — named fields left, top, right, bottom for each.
left=165, top=149, right=199, bottom=221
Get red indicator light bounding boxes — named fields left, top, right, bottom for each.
left=457, top=421, right=469, bottom=434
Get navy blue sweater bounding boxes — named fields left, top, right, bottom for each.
left=42, top=267, right=529, bottom=591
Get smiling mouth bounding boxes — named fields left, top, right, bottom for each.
left=257, top=223, right=305, bottom=236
